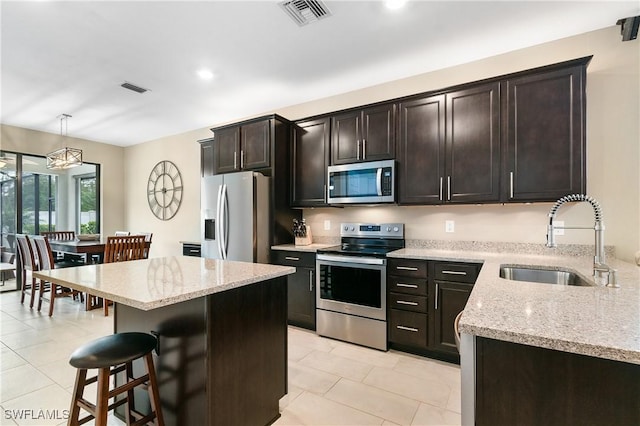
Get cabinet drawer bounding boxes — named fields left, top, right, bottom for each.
left=388, top=258, right=428, bottom=278
left=389, top=292, right=427, bottom=313
left=388, top=276, right=427, bottom=296
left=182, top=244, right=201, bottom=257
left=273, top=250, right=316, bottom=268
left=389, top=309, right=427, bottom=348
left=434, top=262, right=480, bottom=284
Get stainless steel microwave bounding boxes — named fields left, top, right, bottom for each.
left=327, top=160, right=395, bottom=204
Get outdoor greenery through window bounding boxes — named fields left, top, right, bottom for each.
left=78, top=175, right=97, bottom=234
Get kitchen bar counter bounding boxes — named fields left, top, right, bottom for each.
left=34, top=256, right=294, bottom=311
left=34, top=256, right=295, bottom=426
left=388, top=248, right=640, bottom=365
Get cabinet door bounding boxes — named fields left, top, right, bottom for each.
left=241, top=119, right=271, bottom=170
left=361, top=103, right=395, bottom=162
left=213, top=127, right=240, bottom=174
left=431, top=280, right=472, bottom=355
left=331, top=110, right=361, bottom=165
left=200, top=138, right=215, bottom=177
left=287, top=267, right=316, bottom=330
left=291, top=118, right=330, bottom=207
left=397, top=95, right=445, bottom=204
left=446, top=83, right=501, bottom=203
left=505, top=66, right=586, bottom=201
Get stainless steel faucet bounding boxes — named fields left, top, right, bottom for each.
left=546, top=194, right=618, bottom=287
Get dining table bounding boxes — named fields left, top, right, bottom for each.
left=47, top=238, right=151, bottom=264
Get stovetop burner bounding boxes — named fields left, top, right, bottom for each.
left=317, top=223, right=405, bottom=258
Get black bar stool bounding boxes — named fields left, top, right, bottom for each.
left=68, top=332, right=164, bottom=426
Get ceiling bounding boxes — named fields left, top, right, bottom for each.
left=1, top=1, right=637, bottom=147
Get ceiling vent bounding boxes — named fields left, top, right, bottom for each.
left=121, top=82, right=149, bottom=94
left=279, top=0, right=332, bottom=26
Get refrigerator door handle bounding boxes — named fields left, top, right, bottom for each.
left=215, top=183, right=224, bottom=258
left=221, top=183, right=229, bottom=259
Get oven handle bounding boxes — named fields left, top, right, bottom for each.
left=316, top=254, right=385, bottom=266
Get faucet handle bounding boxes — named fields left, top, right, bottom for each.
left=605, top=269, right=619, bottom=288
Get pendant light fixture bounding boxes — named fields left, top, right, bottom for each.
left=46, top=113, right=83, bottom=170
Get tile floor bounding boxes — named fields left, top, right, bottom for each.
left=0, top=287, right=461, bottom=426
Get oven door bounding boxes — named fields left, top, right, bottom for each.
left=316, top=254, right=386, bottom=321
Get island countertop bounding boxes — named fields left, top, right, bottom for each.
left=33, top=256, right=295, bottom=311
left=388, top=248, right=640, bottom=365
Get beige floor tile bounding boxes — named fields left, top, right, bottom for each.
left=35, top=358, right=78, bottom=389
left=288, top=343, right=314, bottom=362
left=288, top=362, right=340, bottom=394
left=0, top=403, right=19, bottom=426
left=411, top=403, right=461, bottom=426
left=13, top=337, right=89, bottom=367
left=298, top=349, right=374, bottom=382
left=393, top=355, right=461, bottom=387
left=446, top=385, right=461, bottom=413
left=363, top=366, right=451, bottom=408
left=0, top=329, right=55, bottom=351
left=276, top=391, right=384, bottom=425
left=1, top=384, right=71, bottom=426
left=0, top=347, right=27, bottom=372
left=0, top=320, right=34, bottom=337
left=382, top=421, right=401, bottom=426
left=330, top=344, right=401, bottom=369
left=325, top=379, right=419, bottom=425
left=0, top=364, right=54, bottom=403
left=288, top=327, right=337, bottom=353
left=279, top=385, right=304, bottom=410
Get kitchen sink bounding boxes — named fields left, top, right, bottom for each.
left=499, top=265, right=594, bottom=286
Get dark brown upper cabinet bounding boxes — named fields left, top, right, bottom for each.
left=503, top=64, right=586, bottom=202
left=199, top=137, right=215, bottom=177
left=397, top=95, right=446, bottom=204
left=291, top=117, right=330, bottom=207
left=331, top=103, right=395, bottom=165
left=397, top=82, right=500, bottom=205
left=211, top=118, right=271, bottom=174
left=446, top=82, right=501, bottom=203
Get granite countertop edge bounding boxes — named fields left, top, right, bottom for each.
left=388, top=247, right=640, bottom=365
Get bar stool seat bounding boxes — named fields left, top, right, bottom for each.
left=68, top=332, right=164, bottom=426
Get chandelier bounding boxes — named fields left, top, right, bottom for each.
left=46, top=113, right=83, bottom=170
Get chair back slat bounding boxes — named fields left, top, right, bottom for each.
left=16, top=234, right=38, bottom=271
left=114, top=231, right=130, bottom=237
left=32, top=236, right=55, bottom=271
left=103, top=236, right=146, bottom=264
left=41, top=231, right=76, bottom=241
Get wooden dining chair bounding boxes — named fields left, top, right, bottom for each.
left=100, top=235, right=146, bottom=316
left=41, top=231, right=85, bottom=264
left=15, top=234, right=39, bottom=308
left=133, top=232, right=153, bottom=258
left=32, top=235, right=83, bottom=316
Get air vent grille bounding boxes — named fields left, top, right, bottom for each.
left=279, top=0, right=332, bottom=26
left=121, top=82, right=149, bottom=94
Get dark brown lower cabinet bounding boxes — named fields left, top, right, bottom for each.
left=114, top=277, right=287, bottom=426
left=431, top=281, right=472, bottom=354
left=273, top=250, right=316, bottom=330
left=475, top=337, right=640, bottom=426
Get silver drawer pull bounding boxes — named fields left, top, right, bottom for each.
left=396, top=283, right=418, bottom=289
left=285, top=256, right=300, bottom=261
left=396, top=325, right=419, bottom=332
left=442, top=270, right=467, bottom=275
left=396, top=266, right=418, bottom=271
left=188, top=249, right=199, bottom=253
left=396, top=300, right=418, bottom=306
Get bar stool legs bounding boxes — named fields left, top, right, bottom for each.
left=67, top=333, right=164, bottom=426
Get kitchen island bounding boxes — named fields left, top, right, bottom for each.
left=388, top=246, right=640, bottom=426
left=34, top=256, right=295, bottom=426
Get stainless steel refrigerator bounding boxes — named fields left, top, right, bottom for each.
left=201, top=172, right=271, bottom=263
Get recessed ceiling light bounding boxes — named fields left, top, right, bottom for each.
left=197, top=69, right=214, bottom=80
left=385, top=0, right=407, bottom=10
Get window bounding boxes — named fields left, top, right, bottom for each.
left=76, top=175, right=97, bottom=234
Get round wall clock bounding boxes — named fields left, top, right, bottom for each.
left=147, top=160, right=183, bottom=220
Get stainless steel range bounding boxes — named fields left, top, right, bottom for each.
left=316, top=223, right=404, bottom=350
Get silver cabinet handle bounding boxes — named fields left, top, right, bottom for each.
left=439, top=177, right=443, bottom=201
left=396, top=283, right=418, bottom=289
left=240, top=150, right=245, bottom=169
left=447, top=176, right=451, bottom=201
left=233, top=151, right=237, bottom=169
left=309, top=269, right=313, bottom=292
left=396, top=325, right=418, bottom=332
left=356, top=140, right=360, bottom=160
left=442, top=270, right=467, bottom=275
left=285, top=256, right=300, bottom=261
left=396, top=266, right=418, bottom=271
left=363, top=139, right=366, bottom=159
left=396, top=300, right=418, bottom=306
left=510, top=171, right=514, bottom=198
left=188, top=249, right=199, bottom=253
left=324, top=184, right=327, bottom=202
left=435, top=283, right=439, bottom=310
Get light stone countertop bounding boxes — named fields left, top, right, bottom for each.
left=388, top=248, right=640, bottom=364
left=33, top=256, right=295, bottom=311
left=271, top=243, right=336, bottom=253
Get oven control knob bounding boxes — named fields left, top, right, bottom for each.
left=343, top=226, right=349, bottom=231
left=349, top=226, right=355, bottom=231
left=386, top=226, right=392, bottom=232
left=393, top=226, right=399, bottom=232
